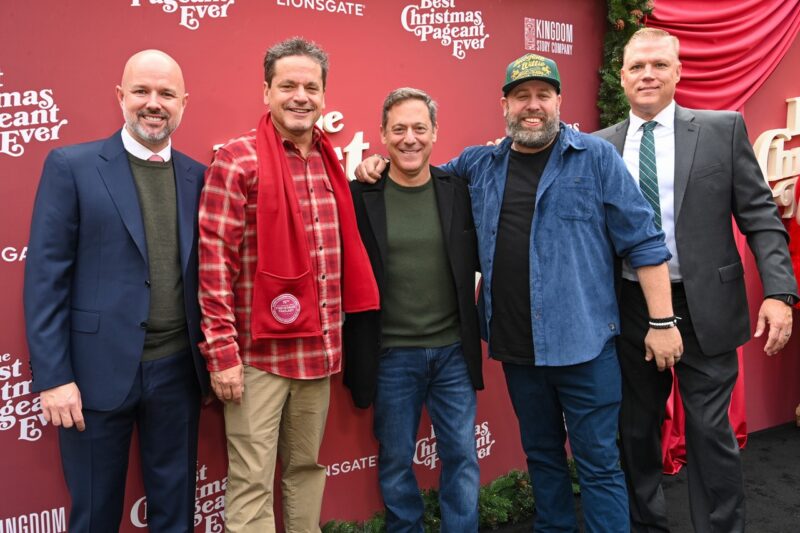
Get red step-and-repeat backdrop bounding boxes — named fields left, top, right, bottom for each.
left=0, top=1, right=607, bottom=530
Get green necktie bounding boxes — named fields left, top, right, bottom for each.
left=639, top=120, right=661, bottom=229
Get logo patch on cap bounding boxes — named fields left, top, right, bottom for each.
left=511, top=57, right=552, bottom=83
left=271, top=293, right=301, bottom=324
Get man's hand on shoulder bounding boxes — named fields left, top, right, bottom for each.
left=644, top=327, right=684, bottom=371
left=210, top=364, right=244, bottom=404
left=40, top=382, right=85, bottom=431
left=354, top=154, right=387, bottom=184
left=755, top=298, right=793, bottom=356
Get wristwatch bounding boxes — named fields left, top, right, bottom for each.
left=766, top=294, right=798, bottom=306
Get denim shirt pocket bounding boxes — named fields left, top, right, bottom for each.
left=468, top=185, right=484, bottom=227
left=557, top=176, right=594, bottom=221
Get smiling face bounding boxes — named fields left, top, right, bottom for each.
left=116, top=50, right=187, bottom=152
left=621, top=35, right=682, bottom=121
left=264, top=54, right=325, bottom=148
left=501, top=79, right=561, bottom=153
left=381, top=98, right=437, bottom=186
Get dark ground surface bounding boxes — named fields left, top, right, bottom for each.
left=484, top=423, right=800, bottom=532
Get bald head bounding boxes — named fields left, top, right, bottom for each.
left=121, top=50, right=185, bottom=92
left=116, top=49, right=188, bottom=152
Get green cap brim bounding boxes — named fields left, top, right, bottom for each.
left=503, top=76, right=561, bottom=95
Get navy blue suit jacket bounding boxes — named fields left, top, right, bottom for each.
left=24, top=130, right=210, bottom=410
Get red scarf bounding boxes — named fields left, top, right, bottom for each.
left=252, top=112, right=379, bottom=339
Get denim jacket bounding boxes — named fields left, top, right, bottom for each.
left=441, top=124, right=670, bottom=366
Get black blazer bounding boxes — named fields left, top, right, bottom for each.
left=343, top=166, right=484, bottom=408
left=595, top=105, right=797, bottom=355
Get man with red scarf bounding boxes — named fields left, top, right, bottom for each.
left=198, top=37, right=379, bottom=532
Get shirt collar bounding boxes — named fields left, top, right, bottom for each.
left=558, top=122, right=586, bottom=151
left=628, top=100, right=676, bottom=133
left=281, top=128, right=322, bottom=154
left=120, top=126, right=172, bottom=161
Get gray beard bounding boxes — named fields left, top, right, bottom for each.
left=126, top=115, right=173, bottom=146
left=506, top=113, right=560, bottom=149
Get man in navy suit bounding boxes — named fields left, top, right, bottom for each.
left=24, top=49, right=209, bottom=532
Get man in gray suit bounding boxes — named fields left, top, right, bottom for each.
left=595, top=28, right=797, bottom=533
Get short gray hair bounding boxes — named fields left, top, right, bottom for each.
left=381, top=87, right=438, bottom=129
left=264, top=37, right=329, bottom=88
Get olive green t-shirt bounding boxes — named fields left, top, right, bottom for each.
left=381, top=176, right=460, bottom=348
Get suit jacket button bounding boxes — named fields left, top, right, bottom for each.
left=140, top=321, right=148, bottom=329
left=145, top=280, right=151, bottom=287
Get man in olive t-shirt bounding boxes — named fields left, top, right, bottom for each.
left=345, top=88, right=484, bottom=533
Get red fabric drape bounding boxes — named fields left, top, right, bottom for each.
left=649, top=0, right=800, bottom=112
left=647, top=0, right=800, bottom=474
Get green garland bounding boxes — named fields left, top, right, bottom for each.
left=321, top=467, right=580, bottom=533
left=598, top=0, right=654, bottom=127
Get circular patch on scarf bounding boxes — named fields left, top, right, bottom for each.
left=271, top=293, right=301, bottom=324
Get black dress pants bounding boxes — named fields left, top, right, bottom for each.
left=617, top=280, right=744, bottom=533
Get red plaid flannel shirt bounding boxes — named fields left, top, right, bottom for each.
left=198, top=130, right=342, bottom=379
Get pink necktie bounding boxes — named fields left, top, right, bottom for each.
left=148, top=154, right=164, bottom=162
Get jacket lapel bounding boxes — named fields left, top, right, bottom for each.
left=363, top=174, right=388, bottom=271
left=432, top=167, right=454, bottom=244
left=97, top=131, right=148, bottom=264
left=608, top=119, right=629, bottom=154
left=173, top=151, right=199, bottom=274
left=673, top=105, right=699, bottom=221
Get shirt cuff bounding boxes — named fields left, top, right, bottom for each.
left=199, top=339, right=242, bottom=372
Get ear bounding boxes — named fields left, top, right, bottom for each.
left=431, top=124, right=438, bottom=143
left=263, top=81, right=270, bottom=106
left=380, top=125, right=388, bottom=146
left=181, top=92, right=189, bottom=110
left=115, top=85, right=124, bottom=107
left=500, top=96, right=509, bottom=117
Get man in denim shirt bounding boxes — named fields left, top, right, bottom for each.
left=356, top=53, right=683, bottom=532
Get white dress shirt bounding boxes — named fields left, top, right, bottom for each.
left=622, top=100, right=682, bottom=281
left=120, top=126, right=172, bottom=162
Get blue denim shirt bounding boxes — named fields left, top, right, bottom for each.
left=442, top=124, right=670, bottom=366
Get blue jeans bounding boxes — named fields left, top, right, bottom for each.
left=373, top=342, right=479, bottom=533
left=502, top=340, right=629, bottom=533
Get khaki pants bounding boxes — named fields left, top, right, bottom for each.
left=223, top=366, right=330, bottom=533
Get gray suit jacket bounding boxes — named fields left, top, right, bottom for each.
left=595, top=104, right=797, bottom=355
